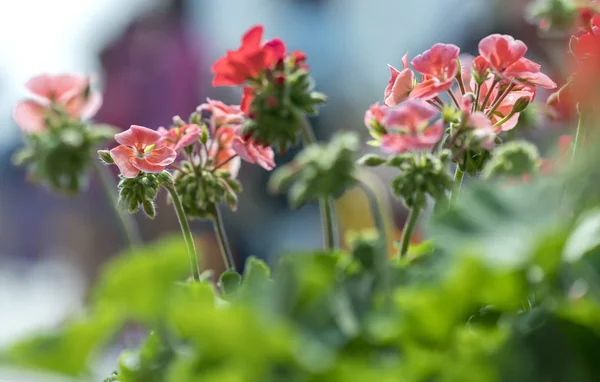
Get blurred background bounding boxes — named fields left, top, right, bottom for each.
left=0, top=0, right=569, bottom=366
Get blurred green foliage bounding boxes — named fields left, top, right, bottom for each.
left=5, top=142, right=600, bottom=382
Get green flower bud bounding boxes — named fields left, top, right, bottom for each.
left=483, top=140, right=541, bottom=180
left=142, top=200, right=156, bottom=219
left=189, top=112, right=202, bottom=125
left=511, top=96, right=531, bottom=114
left=389, top=152, right=454, bottom=209
left=269, top=132, right=359, bottom=207
left=97, top=150, right=114, bottom=165
left=357, top=154, right=387, bottom=167
left=172, top=115, right=186, bottom=127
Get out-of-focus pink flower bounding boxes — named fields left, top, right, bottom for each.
left=211, top=25, right=287, bottom=87
left=465, top=112, right=496, bottom=150
left=205, top=127, right=242, bottom=178
left=197, top=98, right=245, bottom=131
left=479, top=34, right=528, bottom=74
left=487, top=90, right=534, bottom=133
left=364, top=102, right=388, bottom=129
left=504, top=58, right=557, bottom=89
left=110, top=125, right=177, bottom=178
left=13, top=74, right=102, bottom=133
left=410, top=43, right=460, bottom=100
left=231, top=135, right=276, bottom=170
left=158, top=124, right=202, bottom=152
left=384, top=53, right=415, bottom=106
left=379, top=100, right=443, bottom=153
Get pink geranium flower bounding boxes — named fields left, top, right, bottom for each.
left=379, top=100, right=444, bottom=153
left=197, top=99, right=245, bottom=130
left=110, top=125, right=177, bottom=178
left=13, top=74, right=103, bottom=133
left=384, top=53, right=415, bottom=106
left=158, top=124, right=202, bottom=152
left=410, top=43, right=460, bottom=100
left=204, top=127, right=242, bottom=178
left=231, top=135, right=276, bottom=170
left=364, top=102, right=388, bottom=130
left=478, top=34, right=528, bottom=74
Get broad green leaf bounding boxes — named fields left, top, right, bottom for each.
left=93, top=236, right=191, bottom=322
left=563, top=209, right=600, bottom=263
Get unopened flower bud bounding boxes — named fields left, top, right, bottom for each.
left=189, top=112, right=202, bottom=125
left=142, top=200, right=156, bottom=219
left=157, top=170, right=174, bottom=186
left=511, top=96, right=531, bottom=114
left=172, top=115, right=186, bottom=127
left=200, top=124, right=209, bottom=144
left=357, top=154, right=387, bottom=167
left=97, top=150, right=114, bottom=165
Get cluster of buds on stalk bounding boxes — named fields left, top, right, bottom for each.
left=211, top=25, right=327, bottom=152
left=12, top=74, right=112, bottom=194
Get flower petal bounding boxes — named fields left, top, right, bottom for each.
left=114, top=125, right=161, bottom=148
left=109, top=145, right=140, bottom=178
left=13, top=100, right=48, bottom=133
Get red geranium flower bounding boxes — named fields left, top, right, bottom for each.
left=211, top=25, right=286, bottom=87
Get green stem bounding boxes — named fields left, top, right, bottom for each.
left=479, top=78, right=500, bottom=112
left=572, top=107, right=584, bottom=163
left=450, top=166, right=465, bottom=204
left=486, top=83, right=516, bottom=118
left=209, top=203, right=236, bottom=272
left=93, top=161, right=141, bottom=249
left=473, top=83, right=481, bottom=113
left=299, top=115, right=338, bottom=250
left=493, top=111, right=516, bottom=128
left=399, top=207, right=421, bottom=259
left=164, top=185, right=200, bottom=281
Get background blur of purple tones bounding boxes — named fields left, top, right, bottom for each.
left=0, top=0, right=568, bottom=355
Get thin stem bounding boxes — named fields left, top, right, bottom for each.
left=456, top=71, right=466, bottom=95
left=571, top=107, right=584, bottom=163
left=493, top=111, right=517, bottom=128
left=399, top=207, right=421, bottom=258
left=479, top=78, right=500, bottom=112
left=447, top=89, right=461, bottom=109
left=209, top=202, right=236, bottom=271
left=164, top=185, right=200, bottom=281
left=473, top=83, right=481, bottom=113
left=449, top=166, right=465, bottom=204
left=486, top=83, right=516, bottom=118
left=93, top=161, right=141, bottom=249
left=299, top=114, right=338, bottom=250
left=427, top=100, right=443, bottom=111
left=213, top=154, right=239, bottom=171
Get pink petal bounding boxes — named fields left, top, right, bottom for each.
left=145, top=145, right=177, bottom=167
left=478, top=34, right=528, bottom=72
left=13, top=100, right=48, bottom=133
left=384, top=68, right=414, bottom=107
left=114, top=125, right=161, bottom=148
left=109, top=145, right=140, bottom=178
left=241, top=25, right=264, bottom=48
left=401, top=53, right=409, bottom=69
left=25, top=74, right=54, bottom=99
left=410, top=79, right=453, bottom=100
left=130, top=157, right=168, bottom=173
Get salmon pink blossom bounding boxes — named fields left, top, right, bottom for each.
left=410, top=43, right=460, bottom=100
left=158, top=124, right=202, bottom=152
left=379, top=100, right=444, bottom=153
left=231, top=136, right=276, bottom=170
left=384, top=54, right=415, bottom=106
left=211, top=25, right=286, bottom=87
left=488, top=90, right=534, bottom=132
left=198, top=99, right=245, bottom=130
left=110, top=125, right=177, bottom=178
left=504, top=58, right=557, bottom=89
left=478, top=34, right=528, bottom=74
left=13, top=74, right=102, bottom=133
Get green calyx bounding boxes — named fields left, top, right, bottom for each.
left=241, top=59, right=327, bottom=152
left=173, top=164, right=242, bottom=219
left=269, top=131, right=359, bottom=208
left=483, top=140, right=541, bottom=180
left=117, top=173, right=163, bottom=219
left=389, top=151, right=454, bottom=209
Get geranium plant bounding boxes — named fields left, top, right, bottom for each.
left=4, top=2, right=600, bottom=381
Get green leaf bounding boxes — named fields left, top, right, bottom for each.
left=237, top=257, right=272, bottom=301
left=563, top=209, right=600, bottom=263
left=92, top=236, right=191, bottom=322
left=219, top=270, right=242, bottom=295
left=3, top=312, right=119, bottom=377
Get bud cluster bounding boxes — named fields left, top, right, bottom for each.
left=269, top=132, right=359, bottom=207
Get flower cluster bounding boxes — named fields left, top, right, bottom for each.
left=362, top=34, right=556, bottom=207
left=12, top=74, right=113, bottom=194
left=529, top=0, right=600, bottom=31
left=100, top=97, right=275, bottom=219
left=212, top=25, right=327, bottom=152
